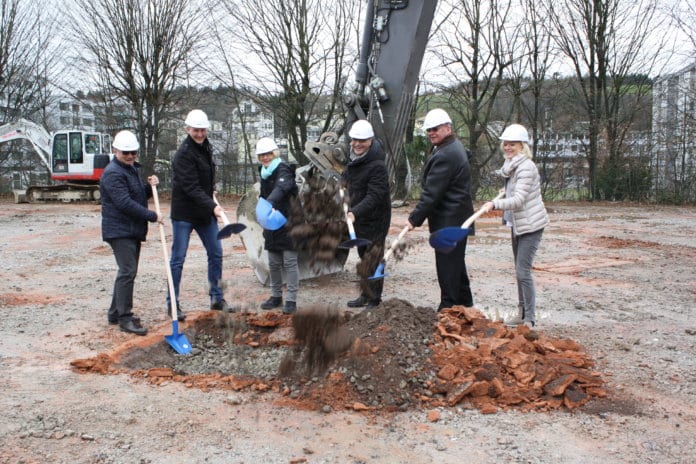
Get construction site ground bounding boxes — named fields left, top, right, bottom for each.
left=0, top=196, right=694, bottom=463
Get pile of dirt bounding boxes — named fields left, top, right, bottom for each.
left=71, top=299, right=606, bottom=414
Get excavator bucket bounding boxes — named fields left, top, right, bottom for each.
left=236, top=185, right=348, bottom=285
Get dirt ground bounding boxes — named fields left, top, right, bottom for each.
left=0, top=196, right=695, bottom=463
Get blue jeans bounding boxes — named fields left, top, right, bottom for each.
left=168, top=217, right=224, bottom=306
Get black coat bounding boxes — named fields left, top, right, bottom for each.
left=408, top=135, right=474, bottom=232
left=260, top=161, right=299, bottom=251
left=100, top=158, right=156, bottom=241
left=341, top=140, right=391, bottom=241
left=170, top=135, right=217, bottom=225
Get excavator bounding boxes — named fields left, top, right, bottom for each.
left=236, top=0, right=437, bottom=284
left=0, top=118, right=112, bottom=203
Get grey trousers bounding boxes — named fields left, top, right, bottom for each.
left=268, top=249, right=299, bottom=302
left=511, top=228, right=543, bottom=323
left=107, top=238, right=141, bottom=322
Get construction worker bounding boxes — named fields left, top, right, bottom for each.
left=406, top=108, right=475, bottom=311
left=167, top=109, right=231, bottom=318
left=100, top=130, right=162, bottom=335
left=256, top=137, right=300, bottom=314
left=342, top=119, right=391, bottom=310
left=482, top=124, right=548, bottom=327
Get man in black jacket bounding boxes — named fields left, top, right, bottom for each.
left=342, top=120, right=391, bottom=309
left=168, top=109, right=230, bottom=318
left=407, top=109, right=475, bottom=311
left=100, top=130, right=161, bottom=335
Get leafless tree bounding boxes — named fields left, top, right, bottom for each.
left=428, top=0, right=516, bottom=195
left=0, top=0, right=59, bottom=124
left=71, top=0, right=208, bottom=174
left=210, top=0, right=358, bottom=165
left=546, top=0, right=670, bottom=200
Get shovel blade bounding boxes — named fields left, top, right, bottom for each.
left=429, top=227, right=471, bottom=252
left=217, top=223, right=246, bottom=239
left=165, top=321, right=192, bottom=354
left=369, top=262, right=387, bottom=280
left=338, top=237, right=372, bottom=249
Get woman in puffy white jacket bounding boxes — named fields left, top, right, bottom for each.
left=483, top=124, right=548, bottom=327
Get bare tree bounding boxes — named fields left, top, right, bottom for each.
left=211, top=0, right=358, bottom=165
left=0, top=0, right=59, bottom=123
left=429, top=0, right=516, bottom=195
left=71, top=0, right=207, bottom=174
left=546, top=0, right=669, bottom=200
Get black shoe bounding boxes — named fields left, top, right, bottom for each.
left=211, top=299, right=234, bottom=312
left=282, top=301, right=297, bottom=314
left=365, top=300, right=381, bottom=310
left=119, top=319, right=148, bottom=336
left=261, top=296, right=283, bottom=310
left=109, top=316, right=140, bottom=325
left=166, top=302, right=186, bottom=321
left=347, top=296, right=368, bottom=308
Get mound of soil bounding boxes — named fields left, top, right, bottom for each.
left=71, top=298, right=606, bottom=414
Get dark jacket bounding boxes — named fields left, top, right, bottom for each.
left=100, top=158, right=156, bottom=241
left=341, top=139, right=391, bottom=240
left=260, top=161, right=299, bottom=251
left=408, top=135, right=474, bottom=232
left=170, top=135, right=217, bottom=225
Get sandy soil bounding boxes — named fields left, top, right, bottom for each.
left=0, top=197, right=695, bottom=463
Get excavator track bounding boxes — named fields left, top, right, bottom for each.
left=22, top=184, right=101, bottom=204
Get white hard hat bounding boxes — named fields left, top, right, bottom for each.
left=499, top=124, right=529, bottom=143
left=255, top=137, right=278, bottom=155
left=112, top=130, right=140, bottom=151
left=184, top=109, right=210, bottom=129
left=348, top=120, right=374, bottom=139
left=423, top=108, right=452, bottom=130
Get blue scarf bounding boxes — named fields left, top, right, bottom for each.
left=260, top=157, right=282, bottom=179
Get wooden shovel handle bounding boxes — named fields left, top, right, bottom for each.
left=461, top=192, right=505, bottom=229
left=213, top=192, right=231, bottom=226
left=152, top=185, right=178, bottom=321
left=383, top=225, right=410, bottom=262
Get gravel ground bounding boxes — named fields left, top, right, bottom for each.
left=0, top=198, right=695, bottom=463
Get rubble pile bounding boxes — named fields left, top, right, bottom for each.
left=71, top=300, right=607, bottom=414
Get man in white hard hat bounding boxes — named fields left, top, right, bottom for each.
left=100, top=130, right=162, bottom=335
left=342, top=119, right=391, bottom=310
left=167, top=109, right=230, bottom=318
left=407, top=109, right=475, bottom=311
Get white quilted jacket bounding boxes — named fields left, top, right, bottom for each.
left=492, top=155, right=549, bottom=236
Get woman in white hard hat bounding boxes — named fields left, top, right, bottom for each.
left=100, top=130, right=162, bottom=335
left=482, top=124, right=548, bottom=327
left=342, top=119, right=391, bottom=310
left=256, top=137, right=300, bottom=314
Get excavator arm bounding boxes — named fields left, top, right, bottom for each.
left=0, top=118, right=53, bottom=173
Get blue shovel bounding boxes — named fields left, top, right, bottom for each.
left=429, top=192, right=504, bottom=253
left=338, top=187, right=371, bottom=249
left=369, top=226, right=410, bottom=280
left=152, top=185, right=192, bottom=355
left=213, top=193, right=246, bottom=239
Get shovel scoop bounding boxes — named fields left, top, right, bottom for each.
left=338, top=187, right=371, bottom=249
left=369, top=225, right=410, bottom=280
left=152, top=185, right=192, bottom=355
left=255, top=198, right=287, bottom=230
left=429, top=192, right=504, bottom=253
left=213, top=193, right=246, bottom=239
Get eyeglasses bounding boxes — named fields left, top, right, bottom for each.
left=425, top=125, right=441, bottom=133
left=257, top=152, right=273, bottom=158
left=351, top=138, right=369, bottom=143
left=121, top=151, right=138, bottom=155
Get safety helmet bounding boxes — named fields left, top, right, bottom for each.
left=184, top=109, right=210, bottom=129
left=422, top=108, right=452, bottom=130
left=255, top=137, right=278, bottom=155
left=499, top=124, right=529, bottom=143
left=112, top=130, right=140, bottom=151
left=348, top=120, right=374, bottom=139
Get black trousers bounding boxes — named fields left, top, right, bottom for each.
left=107, top=238, right=141, bottom=322
left=435, top=235, right=472, bottom=310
